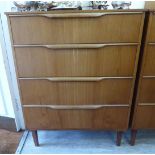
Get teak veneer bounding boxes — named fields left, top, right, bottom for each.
left=130, top=11, right=155, bottom=145
left=6, top=10, right=146, bottom=146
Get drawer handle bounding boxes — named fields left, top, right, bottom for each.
left=9, top=12, right=143, bottom=18
left=148, top=43, right=155, bottom=46
left=44, top=43, right=138, bottom=49
left=40, top=12, right=142, bottom=18
left=23, top=104, right=129, bottom=110
left=42, top=13, right=107, bottom=18
left=44, top=44, right=108, bottom=49
left=143, top=76, right=155, bottom=79
left=19, top=77, right=133, bottom=82
left=14, top=43, right=139, bottom=49
left=139, top=103, right=155, bottom=106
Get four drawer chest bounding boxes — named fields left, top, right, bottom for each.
left=6, top=10, right=146, bottom=146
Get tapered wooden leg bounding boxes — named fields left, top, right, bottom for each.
left=116, top=131, right=123, bottom=146
left=130, top=129, right=137, bottom=146
left=32, top=130, right=39, bottom=146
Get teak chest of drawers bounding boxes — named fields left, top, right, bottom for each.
left=6, top=10, right=145, bottom=146
left=130, top=11, right=155, bottom=145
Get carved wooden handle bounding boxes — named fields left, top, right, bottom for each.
left=148, top=43, right=155, bottom=45
left=139, top=103, right=155, bottom=106
left=39, top=12, right=142, bottom=18
left=143, top=76, right=155, bottom=79
left=9, top=12, right=143, bottom=18
left=44, top=44, right=107, bottom=49
left=14, top=43, right=139, bottom=49
left=19, top=77, right=133, bottom=82
left=23, top=104, right=129, bottom=110
left=41, top=13, right=107, bottom=18
left=44, top=43, right=138, bottom=49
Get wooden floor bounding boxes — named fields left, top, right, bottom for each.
left=0, top=129, right=23, bottom=154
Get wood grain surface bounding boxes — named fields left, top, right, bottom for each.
left=23, top=107, right=129, bottom=130
left=131, top=12, right=155, bottom=129
left=6, top=10, right=145, bottom=131
left=132, top=106, right=155, bottom=129
left=142, top=45, right=155, bottom=76
left=19, top=79, right=132, bottom=105
left=138, top=78, right=155, bottom=103
left=14, top=45, right=138, bottom=77
left=147, top=13, right=155, bottom=42
left=9, top=13, right=144, bottom=44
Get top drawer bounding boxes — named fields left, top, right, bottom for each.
left=9, top=12, right=144, bottom=44
left=148, top=13, right=155, bottom=42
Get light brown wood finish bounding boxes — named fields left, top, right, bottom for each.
left=6, top=10, right=146, bottom=145
left=19, top=77, right=133, bottom=82
left=23, top=104, right=129, bottom=109
left=19, top=79, right=132, bottom=105
left=8, top=12, right=142, bottom=18
left=23, top=107, right=129, bottom=130
left=9, top=12, right=144, bottom=44
left=13, top=43, right=138, bottom=49
left=15, top=45, right=138, bottom=77
left=147, top=13, right=155, bottom=42
left=142, top=45, right=155, bottom=76
left=138, top=78, right=155, bottom=103
left=131, top=12, right=155, bottom=130
left=132, top=106, right=155, bottom=129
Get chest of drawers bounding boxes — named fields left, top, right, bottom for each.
left=130, top=11, right=155, bottom=145
left=6, top=10, right=145, bottom=146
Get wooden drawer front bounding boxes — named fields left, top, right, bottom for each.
left=23, top=107, right=129, bottom=130
left=15, top=44, right=138, bottom=77
left=148, top=14, right=155, bottom=42
left=132, top=106, right=155, bottom=129
left=10, top=13, right=144, bottom=44
left=19, top=78, right=132, bottom=105
left=138, top=78, right=155, bottom=103
left=143, top=45, right=155, bottom=76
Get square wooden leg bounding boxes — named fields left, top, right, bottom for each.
left=116, top=131, right=123, bottom=146
left=32, top=130, right=39, bottom=146
left=130, top=129, right=137, bottom=146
